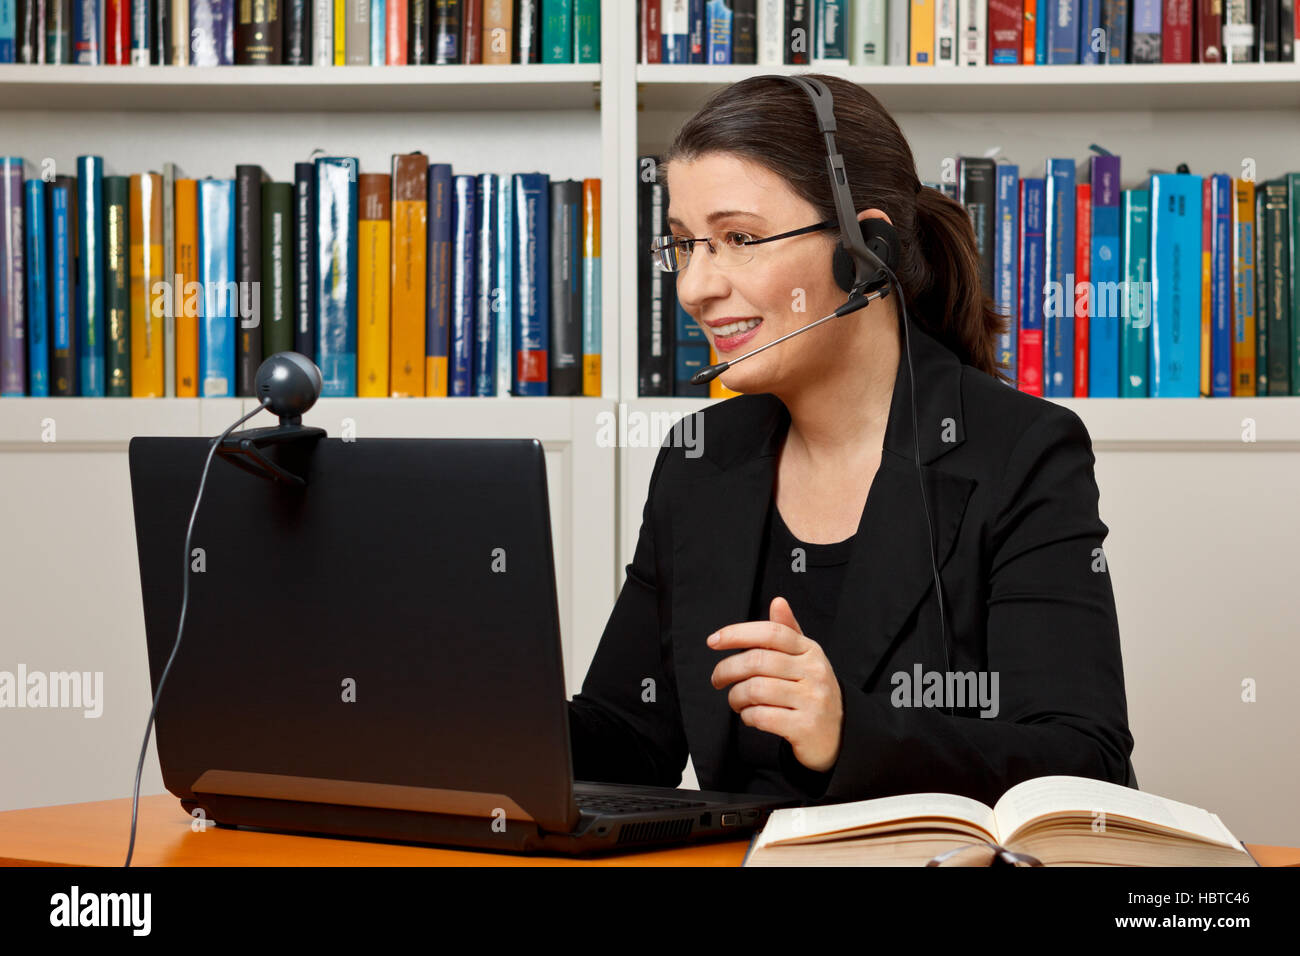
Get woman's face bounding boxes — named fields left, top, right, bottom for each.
left=665, top=152, right=864, bottom=395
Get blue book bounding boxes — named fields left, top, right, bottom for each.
left=1149, top=173, right=1202, bottom=397
left=1089, top=153, right=1121, bottom=397
left=449, top=175, right=476, bottom=396
left=1019, top=178, right=1046, bottom=394
left=49, top=179, right=75, bottom=395
left=25, top=180, right=48, bottom=395
left=1210, top=173, right=1233, bottom=397
left=1035, top=0, right=1048, bottom=63
left=371, top=0, right=385, bottom=63
left=1047, top=0, right=1079, bottom=62
left=496, top=174, right=514, bottom=396
left=72, top=0, right=99, bottom=62
left=662, top=0, right=690, bottom=62
left=674, top=298, right=709, bottom=396
left=426, top=163, right=452, bottom=396
left=190, top=0, right=234, bottom=65
left=1079, top=0, right=1103, bottom=63
left=0, top=0, right=13, bottom=61
left=581, top=180, right=600, bottom=397
left=198, top=179, right=236, bottom=397
left=293, top=162, right=316, bottom=361
left=689, top=0, right=705, bottom=62
left=1120, top=189, right=1151, bottom=397
left=1102, top=0, right=1128, bottom=61
left=993, top=163, right=1019, bottom=388
left=511, top=172, right=550, bottom=396
left=473, top=173, right=498, bottom=396
left=315, top=157, right=358, bottom=397
left=77, top=155, right=105, bottom=396
left=706, top=0, right=731, bottom=63
left=1044, top=158, right=1076, bottom=397
left=131, top=0, right=149, bottom=63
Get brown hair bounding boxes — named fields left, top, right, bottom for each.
left=659, top=73, right=1010, bottom=384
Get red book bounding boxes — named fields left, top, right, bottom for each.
left=463, top=0, right=481, bottom=64
left=1196, top=0, right=1223, bottom=61
left=1018, top=178, right=1044, bottom=397
left=104, top=0, right=129, bottom=64
left=1163, top=0, right=1194, bottom=62
left=1074, top=183, right=1091, bottom=397
left=988, top=0, right=1024, bottom=64
left=643, top=0, right=661, bottom=63
left=387, top=0, right=408, bottom=64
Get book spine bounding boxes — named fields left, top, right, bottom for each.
left=643, top=0, right=663, bottom=63
left=316, top=157, right=358, bottom=397
left=959, top=0, right=987, bottom=64
left=172, top=0, right=190, bottom=62
left=129, top=173, right=164, bottom=397
left=512, top=171, right=550, bottom=396
left=162, top=161, right=175, bottom=394
left=371, top=0, right=384, bottom=61
left=24, top=180, right=48, bottom=396
left=237, top=0, right=282, bottom=63
left=1103, top=0, right=1127, bottom=61
left=293, top=162, right=316, bottom=359
left=1202, top=178, right=1215, bottom=396
left=175, top=177, right=198, bottom=395
left=425, top=162, right=451, bottom=395
left=0, top=159, right=23, bottom=395
left=993, top=163, right=1019, bottom=388
left=77, top=155, right=106, bottom=396
left=1210, top=173, right=1232, bottom=396
left=935, top=0, right=957, bottom=64
left=448, top=174, right=474, bottom=396
left=190, top=0, right=235, bottom=64
left=674, top=296, right=708, bottom=396
left=1131, top=0, right=1161, bottom=61
left=47, top=0, right=71, bottom=62
left=385, top=0, right=405, bottom=62
left=198, top=179, right=235, bottom=397
left=483, top=0, right=510, bottom=62
left=1043, top=158, right=1075, bottom=396
left=333, top=0, right=343, bottom=61
left=1121, top=190, right=1150, bottom=396
left=1162, top=0, right=1192, bottom=61
left=390, top=153, right=426, bottom=396
left=910, top=0, right=934, bottom=63
left=517, top=0, right=540, bottom=61
left=1089, top=154, right=1121, bottom=398
left=1017, top=177, right=1045, bottom=396
left=153, top=0, right=172, bottom=62
left=104, top=175, right=132, bottom=397
left=345, top=0, right=367, bottom=62
left=1079, top=0, right=1102, bottom=62
left=48, top=176, right=76, bottom=395
left=660, top=0, right=687, bottom=62
left=574, top=0, right=597, bottom=61
left=1197, top=0, right=1222, bottom=60
left=688, top=0, right=703, bottom=61
left=705, top=0, right=732, bottom=63
left=1289, top=173, right=1300, bottom=394
left=284, top=0, right=308, bottom=62
left=581, top=177, right=600, bottom=396
left=638, top=156, right=670, bottom=396
left=1074, top=182, right=1091, bottom=396
left=1231, top=178, right=1257, bottom=395
left=407, top=0, right=427, bottom=61
left=356, top=172, right=390, bottom=395
left=1149, top=173, right=1203, bottom=397
left=105, top=0, right=127, bottom=61
left=473, top=172, right=497, bottom=395
left=73, top=0, right=101, bottom=62
left=235, top=164, right=263, bottom=396
left=262, top=181, right=294, bottom=360
left=548, top=179, right=581, bottom=396
left=130, top=0, right=149, bottom=62
left=461, top=0, right=478, bottom=62
left=495, top=173, right=513, bottom=395
left=433, top=0, right=461, bottom=62
left=311, top=0, right=329, bottom=61
left=784, top=0, right=809, bottom=62
left=1254, top=183, right=1268, bottom=392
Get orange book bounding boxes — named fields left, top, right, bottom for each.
left=390, top=155, right=427, bottom=397
left=130, top=173, right=164, bottom=397
left=358, top=173, right=392, bottom=398
left=1232, top=178, right=1257, bottom=395
left=709, top=345, right=742, bottom=399
left=481, top=0, right=514, bottom=64
left=582, top=178, right=601, bottom=396
left=1023, top=1, right=1036, bottom=64
left=911, top=0, right=935, bottom=64
left=174, top=179, right=199, bottom=397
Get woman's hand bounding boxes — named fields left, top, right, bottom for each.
left=708, top=596, right=844, bottom=773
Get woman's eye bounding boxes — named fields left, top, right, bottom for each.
left=724, top=232, right=754, bottom=246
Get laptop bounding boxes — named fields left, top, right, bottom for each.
left=128, top=434, right=796, bottom=855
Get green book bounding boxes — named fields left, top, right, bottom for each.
left=1263, top=180, right=1291, bottom=395
left=103, top=175, right=131, bottom=397
left=1120, top=189, right=1150, bottom=397
left=574, top=0, right=599, bottom=63
left=1255, top=184, right=1269, bottom=395
left=1289, top=173, right=1300, bottom=395
left=260, top=181, right=294, bottom=359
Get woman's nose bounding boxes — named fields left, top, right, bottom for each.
left=673, top=244, right=731, bottom=315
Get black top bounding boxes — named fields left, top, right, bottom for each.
left=727, top=495, right=857, bottom=799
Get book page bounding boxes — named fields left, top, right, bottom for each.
left=993, top=775, right=1238, bottom=847
left=757, top=792, right=998, bottom=849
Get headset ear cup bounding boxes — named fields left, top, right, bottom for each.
left=832, top=219, right=901, bottom=293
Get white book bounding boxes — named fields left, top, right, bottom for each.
left=958, top=0, right=986, bottom=64
left=312, top=0, right=333, bottom=65
left=850, top=0, right=888, bottom=64
left=887, top=0, right=910, bottom=64
left=757, top=0, right=785, bottom=65
left=934, top=0, right=957, bottom=65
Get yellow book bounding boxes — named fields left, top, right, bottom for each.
left=174, top=179, right=199, bottom=397
left=1233, top=179, right=1257, bottom=395
left=130, top=173, right=164, bottom=398
left=334, top=0, right=345, bottom=65
left=582, top=177, right=601, bottom=396
left=390, top=155, right=427, bottom=397
left=709, top=345, right=742, bottom=399
left=358, top=173, right=392, bottom=397
left=910, top=0, right=935, bottom=65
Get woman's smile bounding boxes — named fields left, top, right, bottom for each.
left=710, top=316, right=765, bottom=352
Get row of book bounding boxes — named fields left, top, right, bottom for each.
left=0, top=0, right=599, bottom=65
left=638, top=150, right=1300, bottom=398
left=639, top=0, right=1298, bottom=65
left=0, top=155, right=603, bottom=398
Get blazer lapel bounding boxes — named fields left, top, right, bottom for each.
left=668, top=319, right=976, bottom=790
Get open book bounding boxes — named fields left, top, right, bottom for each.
left=744, top=775, right=1257, bottom=866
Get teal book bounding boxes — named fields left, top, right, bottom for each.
left=1120, top=189, right=1150, bottom=397
left=1149, top=173, right=1202, bottom=397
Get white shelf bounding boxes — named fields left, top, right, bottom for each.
left=636, top=62, right=1300, bottom=113
left=0, top=64, right=603, bottom=112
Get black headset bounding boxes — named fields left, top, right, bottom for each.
left=765, top=73, right=953, bottom=694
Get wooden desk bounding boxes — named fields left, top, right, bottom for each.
left=3, top=795, right=1298, bottom=866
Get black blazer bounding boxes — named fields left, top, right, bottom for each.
left=569, top=319, right=1137, bottom=807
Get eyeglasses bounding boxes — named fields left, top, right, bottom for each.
left=650, top=218, right=837, bottom=272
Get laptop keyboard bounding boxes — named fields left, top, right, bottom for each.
left=575, top=792, right=709, bottom=816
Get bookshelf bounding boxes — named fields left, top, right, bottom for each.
left=3, top=3, right=1300, bottom=843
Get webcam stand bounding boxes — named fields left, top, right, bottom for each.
left=216, top=416, right=326, bottom=488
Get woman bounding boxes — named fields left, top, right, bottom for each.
left=569, top=74, right=1136, bottom=808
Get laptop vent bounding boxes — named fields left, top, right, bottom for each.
left=616, top=817, right=694, bottom=845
